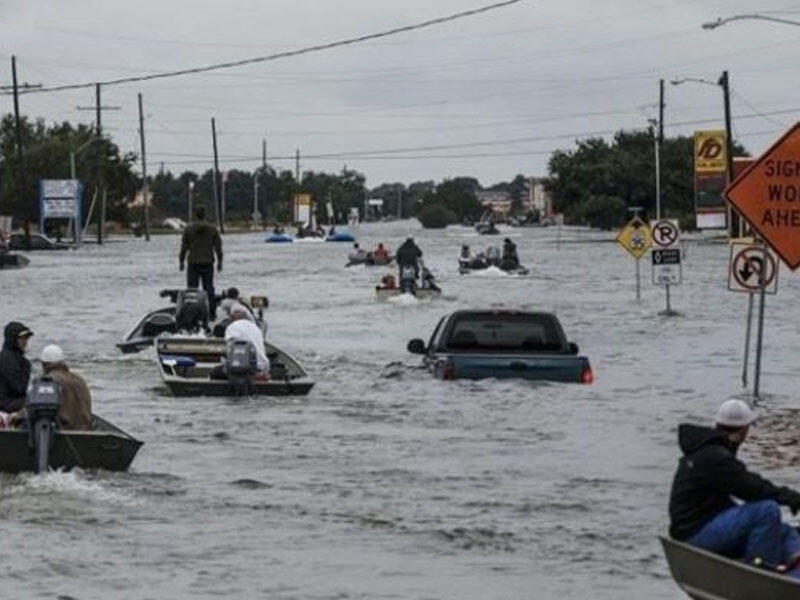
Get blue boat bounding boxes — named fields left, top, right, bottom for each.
left=326, top=230, right=355, bottom=243
left=265, top=233, right=294, bottom=243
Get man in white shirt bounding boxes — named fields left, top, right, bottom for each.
left=224, top=308, right=269, bottom=374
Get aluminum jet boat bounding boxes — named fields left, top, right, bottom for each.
left=156, top=336, right=314, bottom=397
left=660, top=535, right=800, bottom=600
left=0, top=415, right=142, bottom=474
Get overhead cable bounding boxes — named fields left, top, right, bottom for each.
left=4, top=0, right=523, bottom=96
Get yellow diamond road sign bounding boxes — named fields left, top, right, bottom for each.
left=616, top=216, right=652, bottom=259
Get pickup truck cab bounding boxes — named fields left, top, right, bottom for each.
left=407, top=309, right=592, bottom=383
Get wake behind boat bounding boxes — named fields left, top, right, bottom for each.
left=0, top=415, right=142, bottom=473
left=660, top=535, right=800, bottom=599
left=156, top=336, right=314, bottom=397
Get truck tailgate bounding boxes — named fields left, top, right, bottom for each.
left=444, top=354, right=591, bottom=383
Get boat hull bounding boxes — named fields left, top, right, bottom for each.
left=660, top=535, right=800, bottom=599
left=0, top=416, right=142, bottom=473
left=117, top=306, right=176, bottom=354
left=156, top=336, right=314, bottom=397
left=375, top=288, right=441, bottom=301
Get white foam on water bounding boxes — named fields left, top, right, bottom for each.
left=13, top=470, right=136, bottom=506
left=387, top=293, right=420, bottom=306
left=471, top=266, right=510, bottom=277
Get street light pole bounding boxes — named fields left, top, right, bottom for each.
left=188, top=180, right=195, bottom=224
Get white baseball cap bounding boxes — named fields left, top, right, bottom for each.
left=714, top=399, right=756, bottom=428
left=40, top=344, right=65, bottom=363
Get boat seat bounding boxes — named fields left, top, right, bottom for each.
left=160, top=355, right=196, bottom=376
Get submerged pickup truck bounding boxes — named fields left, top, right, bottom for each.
left=407, top=309, right=592, bottom=383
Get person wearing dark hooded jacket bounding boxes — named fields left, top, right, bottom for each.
left=669, top=399, right=800, bottom=572
left=396, top=237, right=422, bottom=278
left=0, top=321, right=33, bottom=413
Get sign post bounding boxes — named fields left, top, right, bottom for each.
left=615, top=210, right=652, bottom=301
left=727, top=240, right=778, bottom=388
left=650, top=219, right=681, bottom=315
left=724, top=122, right=800, bottom=398
left=39, top=179, right=82, bottom=246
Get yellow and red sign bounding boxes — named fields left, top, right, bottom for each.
left=724, top=122, right=800, bottom=270
left=694, top=130, right=727, bottom=173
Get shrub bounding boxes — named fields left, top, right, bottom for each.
left=417, top=203, right=456, bottom=228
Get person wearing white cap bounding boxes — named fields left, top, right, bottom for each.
left=37, top=344, right=93, bottom=431
left=669, top=399, right=800, bottom=575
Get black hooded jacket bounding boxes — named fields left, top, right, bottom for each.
left=0, top=322, right=31, bottom=412
left=396, top=239, right=422, bottom=268
left=669, top=423, right=800, bottom=540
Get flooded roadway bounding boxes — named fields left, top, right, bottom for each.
left=1, top=220, right=799, bottom=599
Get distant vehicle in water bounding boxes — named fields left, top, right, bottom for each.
left=7, top=232, right=71, bottom=251
left=161, top=217, right=187, bottom=231
left=407, top=309, right=592, bottom=383
left=0, top=253, right=30, bottom=269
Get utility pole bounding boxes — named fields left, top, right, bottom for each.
left=2, top=57, right=42, bottom=217
left=262, top=138, right=268, bottom=221
left=719, top=71, right=737, bottom=239
left=77, top=83, right=119, bottom=244
left=295, top=148, right=300, bottom=184
left=211, top=117, right=223, bottom=232
left=137, top=93, right=150, bottom=241
left=657, top=78, right=664, bottom=219
left=11, top=56, right=21, bottom=160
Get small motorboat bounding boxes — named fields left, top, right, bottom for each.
left=0, top=253, right=30, bottom=269
left=118, top=289, right=268, bottom=354
left=265, top=233, right=294, bottom=243
left=660, top=535, right=800, bottom=599
left=0, top=415, right=143, bottom=473
left=346, top=253, right=395, bottom=267
left=476, top=222, right=500, bottom=235
left=156, top=336, right=315, bottom=397
left=326, top=229, right=355, bottom=243
left=458, top=261, right=529, bottom=276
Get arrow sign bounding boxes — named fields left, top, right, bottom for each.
left=728, top=242, right=778, bottom=294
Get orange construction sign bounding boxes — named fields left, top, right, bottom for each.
left=725, top=123, right=800, bottom=270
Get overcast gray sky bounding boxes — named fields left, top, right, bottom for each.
left=1, top=0, right=799, bottom=188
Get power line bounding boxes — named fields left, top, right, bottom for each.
left=4, top=0, right=524, bottom=96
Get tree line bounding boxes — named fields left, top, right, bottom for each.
left=0, top=114, right=746, bottom=231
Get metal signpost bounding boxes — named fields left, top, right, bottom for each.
left=615, top=211, right=652, bottom=301
left=650, top=219, right=681, bottom=315
left=39, top=179, right=82, bottom=246
left=724, top=122, right=800, bottom=398
left=727, top=241, right=778, bottom=389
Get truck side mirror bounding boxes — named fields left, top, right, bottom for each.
left=568, top=342, right=579, bottom=355
left=407, top=339, right=426, bottom=354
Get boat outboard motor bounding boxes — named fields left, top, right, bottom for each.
left=142, top=312, right=178, bottom=338
left=26, top=376, right=61, bottom=474
left=175, top=289, right=210, bottom=333
left=225, top=340, right=259, bottom=396
left=400, top=265, right=417, bottom=295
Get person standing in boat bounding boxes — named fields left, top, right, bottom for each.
left=669, top=399, right=800, bottom=574
left=0, top=321, right=33, bottom=413
left=396, top=237, right=422, bottom=279
left=501, top=238, right=519, bottom=269
left=179, top=206, right=222, bottom=318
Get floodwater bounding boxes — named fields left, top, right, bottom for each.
left=1, top=220, right=799, bottom=599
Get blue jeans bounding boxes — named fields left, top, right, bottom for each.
left=689, top=500, right=800, bottom=567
